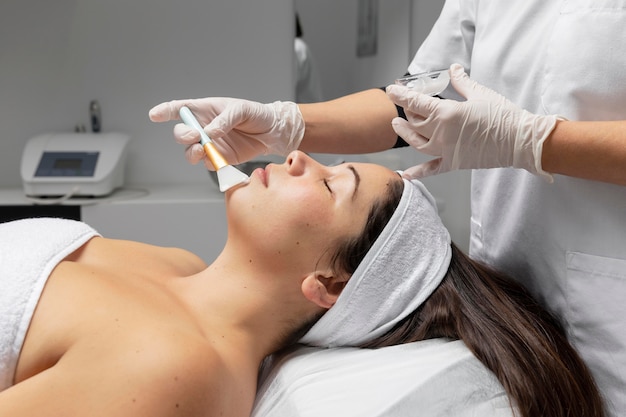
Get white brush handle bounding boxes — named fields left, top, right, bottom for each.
left=179, top=106, right=212, bottom=146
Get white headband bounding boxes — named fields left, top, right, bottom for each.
left=300, top=178, right=452, bottom=348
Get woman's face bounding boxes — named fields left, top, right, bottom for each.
left=225, top=151, right=400, bottom=272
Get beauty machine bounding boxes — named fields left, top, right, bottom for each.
left=21, top=132, right=129, bottom=198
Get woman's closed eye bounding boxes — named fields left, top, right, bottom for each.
left=323, top=179, right=333, bottom=195
left=321, top=165, right=359, bottom=199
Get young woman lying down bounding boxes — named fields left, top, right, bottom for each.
left=0, top=151, right=604, bottom=417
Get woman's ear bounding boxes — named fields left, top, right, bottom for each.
left=301, top=271, right=349, bottom=309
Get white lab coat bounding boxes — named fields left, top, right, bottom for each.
left=408, top=1, right=626, bottom=415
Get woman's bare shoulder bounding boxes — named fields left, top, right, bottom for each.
left=98, top=335, right=256, bottom=416
left=2, top=335, right=239, bottom=417
left=121, top=338, right=226, bottom=414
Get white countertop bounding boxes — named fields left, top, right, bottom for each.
left=0, top=183, right=225, bottom=206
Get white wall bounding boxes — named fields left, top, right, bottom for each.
left=0, top=0, right=294, bottom=188
left=295, top=0, right=412, bottom=100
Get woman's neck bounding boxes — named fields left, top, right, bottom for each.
left=166, top=246, right=319, bottom=363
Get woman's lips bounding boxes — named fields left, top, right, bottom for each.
left=253, top=166, right=268, bottom=187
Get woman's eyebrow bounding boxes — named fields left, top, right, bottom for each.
left=348, top=165, right=360, bottom=200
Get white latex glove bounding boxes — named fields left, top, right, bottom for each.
left=149, top=97, right=305, bottom=169
left=386, top=64, right=562, bottom=182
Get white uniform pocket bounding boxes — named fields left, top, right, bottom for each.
left=566, top=251, right=626, bottom=413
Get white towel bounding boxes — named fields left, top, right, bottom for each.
left=301, top=179, right=451, bottom=347
left=0, top=218, right=99, bottom=391
left=252, top=339, right=515, bottom=417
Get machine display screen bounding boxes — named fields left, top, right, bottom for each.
left=35, top=151, right=99, bottom=177
left=53, top=158, right=83, bottom=170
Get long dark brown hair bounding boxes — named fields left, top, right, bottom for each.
left=359, top=242, right=605, bottom=417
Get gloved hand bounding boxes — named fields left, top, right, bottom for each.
left=386, top=63, right=562, bottom=182
left=149, top=97, right=305, bottom=169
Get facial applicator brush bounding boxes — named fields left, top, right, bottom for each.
left=179, top=106, right=250, bottom=192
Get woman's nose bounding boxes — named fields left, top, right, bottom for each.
left=285, top=150, right=319, bottom=176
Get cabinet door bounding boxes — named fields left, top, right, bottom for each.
left=82, top=200, right=227, bottom=263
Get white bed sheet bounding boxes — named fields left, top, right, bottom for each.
left=252, top=338, right=516, bottom=417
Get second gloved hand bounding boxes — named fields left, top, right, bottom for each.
left=386, top=64, right=562, bottom=181
left=149, top=97, right=305, bottom=168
